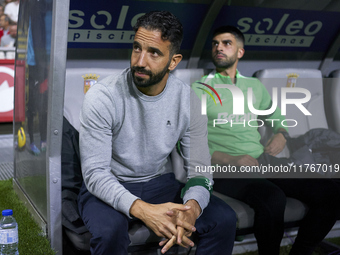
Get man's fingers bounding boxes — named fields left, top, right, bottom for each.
left=176, top=219, right=196, bottom=233
left=265, top=137, right=273, bottom=147
left=156, top=222, right=178, bottom=241
left=166, top=205, right=191, bottom=216
left=161, top=235, right=177, bottom=254
left=165, top=211, right=196, bottom=233
left=264, top=146, right=272, bottom=154
left=177, top=227, right=194, bottom=247
left=271, top=148, right=280, bottom=156
left=182, top=235, right=194, bottom=247
left=265, top=144, right=281, bottom=156
left=159, top=239, right=169, bottom=247
left=265, top=133, right=286, bottom=156
left=177, top=226, right=184, bottom=244
left=264, top=144, right=276, bottom=153
left=159, top=226, right=195, bottom=249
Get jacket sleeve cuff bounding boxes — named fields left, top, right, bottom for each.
left=183, top=186, right=210, bottom=218
left=116, top=191, right=140, bottom=218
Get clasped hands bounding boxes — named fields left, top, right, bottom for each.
left=130, top=199, right=201, bottom=254
left=264, top=131, right=287, bottom=156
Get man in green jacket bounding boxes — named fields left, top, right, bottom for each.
left=192, top=25, right=340, bottom=255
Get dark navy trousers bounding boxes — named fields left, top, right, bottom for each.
left=78, top=173, right=237, bottom=255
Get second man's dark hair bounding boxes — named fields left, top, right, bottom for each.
left=133, top=11, right=183, bottom=56
left=213, top=26, right=245, bottom=47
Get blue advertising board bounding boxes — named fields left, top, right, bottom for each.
left=209, top=5, right=340, bottom=52
left=68, top=0, right=209, bottom=49
left=68, top=1, right=340, bottom=52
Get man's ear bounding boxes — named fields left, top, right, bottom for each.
left=168, top=54, right=183, bottom=71
left=238, top=48, right=245, bottom=59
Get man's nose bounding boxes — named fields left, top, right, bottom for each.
left=136, top=51, right=147, bottom=67
left=216, top=43, right=223, bottom=51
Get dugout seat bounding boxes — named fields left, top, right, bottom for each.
left=325, top=70, right=340, bottom=134
left=171, top=68, right=206, bottom=85
left=254, top=68, right=328, bottom=158
left=63, top=68, right=123, bottom=132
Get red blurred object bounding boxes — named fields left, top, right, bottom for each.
left=40, top=78, right=48, bottom=94
left=0, top=59, right=15, bottom=123
left=14, top=60, right=26, bottom=123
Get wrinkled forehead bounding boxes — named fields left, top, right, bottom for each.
left=134, top=27, right=171, bottom=51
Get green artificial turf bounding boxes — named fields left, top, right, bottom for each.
left=0, top=179, right=55, bottom=255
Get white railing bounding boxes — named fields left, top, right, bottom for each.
left=0, top=47, right=16, bottom=59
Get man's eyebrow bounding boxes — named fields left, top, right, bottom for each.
left=212, top=39, right=232, bottom=44
left=133, top=41, right=141, bottom=47
left=222, top=39, right=232, bottom=44
left=132, top=42, right=164, bottom=56
left=148, top=46, right=164, bottom=56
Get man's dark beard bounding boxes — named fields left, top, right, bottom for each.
left=131, top=60, right=170, bottom=88
left=212, top=53, right=237, bottom=69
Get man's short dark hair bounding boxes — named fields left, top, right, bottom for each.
left=213, top=26, right=245, bottom=47
left=133, top=11, right=183, bottom=56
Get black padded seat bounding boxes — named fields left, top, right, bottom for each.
left=325, top=70, right=340, bottom=134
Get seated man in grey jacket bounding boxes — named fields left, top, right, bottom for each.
left=78, top=11, right=237, bottom=255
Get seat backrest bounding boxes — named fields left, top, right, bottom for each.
left=172, top=68, right=205, bottom=85
left=170, top=69, right=211, bottom=182
left=64, top=68, right=124, bottom=131
left=326, top=70, right=340, bottom=134
left=254, top=69, right=328, bottom=138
